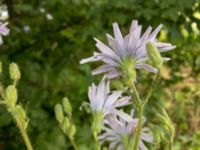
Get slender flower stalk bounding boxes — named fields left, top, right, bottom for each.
left=133, top=105, right=144, bottom=150
left=14, top=113, right=33, bottom=150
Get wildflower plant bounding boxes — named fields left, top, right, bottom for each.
left=54, top=97, right=77, bottom=150
left=0, top=62, right=33, bottom=150
left=0, top=17, right=177, bottom=150
left=80, top=20, right=176, bottom=150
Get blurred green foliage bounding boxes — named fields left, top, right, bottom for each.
left=0, top=0, right=200, bottom=149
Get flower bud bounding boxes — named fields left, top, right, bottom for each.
left=15, top=105, right=28, bottom=129
left=62, top=116, right=70, bottom=133
left=69, top=124, right=76, bottom=138
left=62, top=97, right=72, bottom=117
left=146, top=42, right=163, bottom=68
left=5, top=85, right=18, bottom=107
left=9, top=63, right=21, bottom=80
left=54, top=104, right=64, bottom=123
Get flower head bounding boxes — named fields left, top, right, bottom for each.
left=0, top=22, right=9, bottom=45
left=88, top=77, right=130, bottom=114
left=80, top=20, right=175, bottom=79
left=88, top=77, right=130, bottom=133
left=99, top=110, right=153, bottom=150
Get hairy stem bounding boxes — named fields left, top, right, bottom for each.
left=142, top=70, right=160, bottom=106
left=93, top=132, right=101, bottom=150
left=133, top=104, right=144, bottom=150
left=130, top=71, right=160, bottom=149
left=15, top=117, right=33, bottom=150
left=69, top=137, right=78, bottom=150
left=128, top=81, right=141, bottom=108
left=169, top=138, right=173, bottom=150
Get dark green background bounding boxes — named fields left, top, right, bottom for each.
left=0, top=0, right=200, bottom=149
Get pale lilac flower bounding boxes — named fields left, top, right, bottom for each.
left=0, top=22, right=9, bottom=45
left=99, top=110, right=153, bottom=150
left=80, top=20, right=175, bottom=79
left=88, top=77, right=131, bottom=134
left=88, top=77, right=130, bottom=117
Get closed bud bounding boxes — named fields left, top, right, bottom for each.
left=69, top=124, right=76, bottom=138
left=5, top=85, right=18, bottom=107
left=146, top=42, right=163, bottom=68
left=62, top=97, right=72, bottom=117
left=54, top=104, right=64, bottom=123
left=16, top=105, right=26, bottom=119
left=9, top=63, right=21, bottom=80
left=62, top=117, right=70, bottom=133
left=16, top=105, right=28, bottom=129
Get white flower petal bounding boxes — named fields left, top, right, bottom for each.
left=112, top=23, right=124, bottom=46
left=149, top=24, right=163, bottom=40
left=92, top=65, right=115, bottom=75
left=94, top=38, right=121, bottom=62
left=159, top=45, right=176, bottom=52
left=130, top=20, right=138, bottom=33
left=106, top=70, right=120, bottom=79
left=138, top=141, right=148, bottom=150
left=136, top=63, right=158, bottom=73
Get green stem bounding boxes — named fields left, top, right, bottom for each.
left=16, top=117, right=33, bottom=150
left=169, top=138, right=173, bottom=150
left=93, top=132, right=101, bottom=150
left=128, top=81, right=141, bottom=108
left=127, top=81, right=143, bottom=149
left=130, top=71, right=160, bottom=149
left=142, top=70, right=160, bottom=106
left=69, top=137, right=78, bottom=150
left=169, top=124, right=175, bottom=150
left=133, top=104, right=144, bottom=150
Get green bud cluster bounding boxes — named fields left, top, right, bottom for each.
left=146, top=42, right=163, bottom=69
left=0, top=62, right=30, bottom=139
left=54, top=97, right=76, bottom=139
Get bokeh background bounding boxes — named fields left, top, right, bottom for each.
left=0, top=0, right=200, bottom=150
